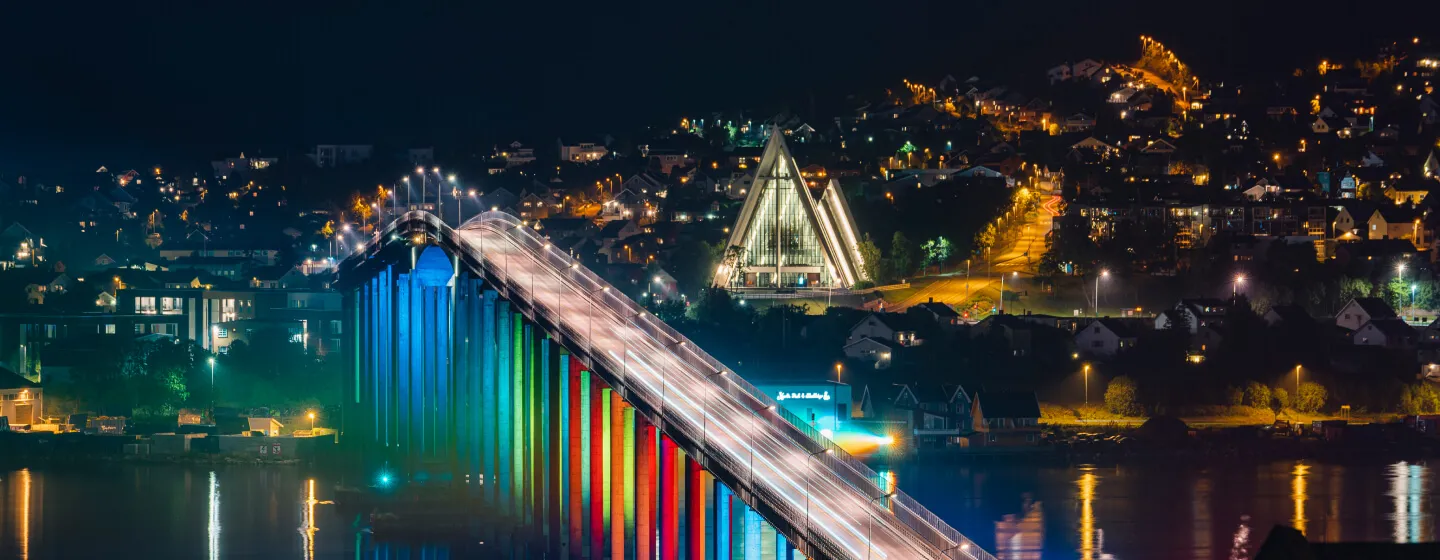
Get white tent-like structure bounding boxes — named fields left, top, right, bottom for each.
left=713, top=132, right=868, bottom=289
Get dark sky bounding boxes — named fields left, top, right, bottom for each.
left=1, top=0, right=1436, bottom=178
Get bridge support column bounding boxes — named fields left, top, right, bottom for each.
left=610, top=391, right=625, bottom=559
left=590, top=377, right=606, bottom=558
left=743, top=504, right=762, bottom=560
left=636, top=417, right=656, bottom=560
left=660, top=434, right=679, bottom=559
left=688, top=457, right=706, bottom=560
left=623, top=406, right=636, bottom=560
left=715, top=483, right=731, bottom=560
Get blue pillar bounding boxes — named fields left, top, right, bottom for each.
left=715, top=483, right=731, bottom=560
left=481, top=290, right=498, bottom=505
left=497, top=300, right=513, bottom=513
left=743, top=505, right=761, bottom=560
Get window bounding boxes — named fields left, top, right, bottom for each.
left=1092, top=341, right=1104, bottom=348
left=104, top=324, right=116, bottom=335
left=151, top=323, right=174, bottom=335
left=1093, top=326, right=1101, bottom=333
left=136, top=296, right=157, bottom=314
left=135, top=323, right=145, bottom=334
left=161, top=297, right=182, bottom=314
left=329, top=320, right=342, bottom=335
left=215, top=327, right=229, bottom=338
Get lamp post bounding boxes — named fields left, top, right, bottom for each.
left=1397, top=263, right=1408, bottom=314
left=1083, top=363, right=1091, bottom=406
left=1294, top=364, right=1302, bottom=398
left=208, top=357, right=216, bottom=420
left=308, top=411, right=316, bottom=432
left=1095, top=270, right=1109, bottom=318
left=1233, top=274, right=1246, bottom=297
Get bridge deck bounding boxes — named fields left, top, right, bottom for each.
left=370, top=212, right=992, bottom=560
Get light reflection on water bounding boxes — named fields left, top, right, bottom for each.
left=893, top=459, right=1440, bottom=560
left=0, top=461, right=1437, bottom=559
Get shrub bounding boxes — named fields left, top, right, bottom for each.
left=1244, top=382, right=1271, bottom=409
left=1399, top=382, right=1440, bottom=415
left=1273, top=388, right=1291, bottom=411
left=1104, top=375, right=1143, bottom=416
left=1294, top=382, right=1327, bottom=414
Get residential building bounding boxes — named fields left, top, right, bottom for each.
left=1155, top=299, right=1229, bottom=334
left=1074, top=319, right=1137, bottom=357
left=842, top=337, right=895, bottom=369
left=210, top=152, right=277, bottom=179
left=1336, top=297, right=1397, bottom=331
left=311, top=144, right=374, bottom=167
left=1353, top=318, right=1417, bottom=349
left=891, top=383, right=971, bottom=449
left=496, top=142, right=535, bottom=167
left=559, top=141, right=609, bottom=162
left=847, top=313, right=924, bottom=348
left=0, top=367, right=41, bottom=426
left=970, top=392, right=1042, bottom=446
left=118, top=287, right=343, bottom=355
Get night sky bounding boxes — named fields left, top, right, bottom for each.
left=1, top=0, right=1436, bottom=178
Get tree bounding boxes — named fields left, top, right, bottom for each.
left=973, top=223, right=998, bottom=254
left=1226, top=386, right=1245, bottom=407
left=1400, top=382, right=1440, bottom=414
left=890, top=232, right=915, bottom=279
left=1104, top=375, right=1142, bottom=416
left=1294, top=381, right=1327, bottom=413
left=856, top=234, right=883, bottom=284
left=1273, top=387, right=1291, bottom=411
left=720, top=245, right=747, bottom=286
left=1244, top=382, right=1271, bottom=409
left=921, top=236, right=952, bottom=275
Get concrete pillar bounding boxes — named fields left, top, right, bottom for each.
left=688, top=457, right=706, bottom=560
left=661, top=435, right=680, bottom=559
left=636, top=419, right=656, bottom=560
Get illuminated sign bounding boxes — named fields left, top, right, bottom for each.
left=777, top=391, right=831, bottom=401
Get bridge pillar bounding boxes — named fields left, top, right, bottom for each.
left=623, top=405, right=637, bottom=559
left=660, top=434, right=679, bottom=559
left=610, top=391, right=625, bottom=559
left=743, top=504, right=762, bottom=560
left=687, top=457, right=706, bottom=560
left=590, top=377, right=606, bottom=558
left=714, top=483, right=731, bottom=560
left=567, top=357, right=584, bottom=558
left=636, top=417, right=656, bottom=560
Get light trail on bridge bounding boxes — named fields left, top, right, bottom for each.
left=437, top=211, right=993, bottom=560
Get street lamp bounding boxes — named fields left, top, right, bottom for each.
left=1083, top=363, right=1091, bottom=406
left=1233, top=274, right=1246, bottom=297
left=308, top=411, right=316, bottom=432
left=208, top=357, right=217, bottom=420
left=1294, top=364, right=1302, bottom=398
left=1095, top=270, right=1109, bottom=318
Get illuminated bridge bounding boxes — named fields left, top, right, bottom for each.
left=336, top=211, right=993, bottom=560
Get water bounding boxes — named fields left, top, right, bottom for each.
left=1, top=461, right=1436, bottom=559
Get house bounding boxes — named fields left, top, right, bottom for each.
left=1155, top=299, right=1228, bottom=333
left=1074, top=319, right=1137, bottom=357
left=558, top=140, right=608, bottom=162
left=1336, top=297, right=1397, bottom=331
left=1353, top=318, right=1417, bottom=349
left=1046, top=64, right=1072, bottom=84
left=1064, top=113, right=1097, bottom=132
left=909, top=298, right=962, bottom=327
left=1263, top=305, right=1313, bottom=327
left=1421, top=318, right=1440, bottom=345
left=1073, top=59, right=1103, bottom=79
left=247, top=417, right=284, bottom=437
left=843, top=337, right=895, bottom=369
left=0, top=367, right=42, bottom=426
left=847, top=313, right=925, bottom=347
left=970, top=392, right=1042, bottom=446
left=972, top=314, right=1038, bottom=357
left=24, top=272, right=70, bottom=305
left=496, top=141, right=536, bottom=167
left=891, top=383, right=971, bottom=448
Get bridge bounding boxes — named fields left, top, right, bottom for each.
left=336, top=211, right=994, bottom=560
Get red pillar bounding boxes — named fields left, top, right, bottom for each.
left=636, top=419, right=655, bottom=560
left=568, top=361, right=583, bottom=558
left=611, top=394, right=625, bottom=559
left=687, top=457, right=706, bottom=560
left=590, top=377, right=606, bottom=558
left=660, top=434, right=679, bottom=560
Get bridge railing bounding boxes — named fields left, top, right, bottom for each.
left=384, top=211, right=991, bottom=560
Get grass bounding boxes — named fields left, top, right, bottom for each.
left=1039, top=402, right=1390, bottom=428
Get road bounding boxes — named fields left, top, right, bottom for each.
left=889, top=187, right=1059, bottom=312
left=453, top=212, right=990, bottom=560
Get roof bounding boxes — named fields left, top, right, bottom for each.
left=1265, top=305, right=1312, bottom=323
left=1094, top=319, right=1138, bottom=338
left=843, top=336, right=895, bottom=351
left=0, top=367, right=40, bottom=390
left=1361, top=318, right=1414, bottom=338
left=976, top=391, right=1041, bottom=419
left=1348, top=297, right=1397, bottom=319
left=854, top=312, right=927, bottom=334
left=598, top=220, right=633, bottom=238
left=912, top=301, right=960, bottom=318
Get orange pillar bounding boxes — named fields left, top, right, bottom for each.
left=660, top=435, right=679, bottom=559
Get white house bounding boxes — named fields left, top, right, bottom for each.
left=1336, top=297, right=1397, bottom=331
left=1155, top=299, right=1228, bottom=334
left=843, top=337, right=895, bottom=369
left=846, top=313, right=923, bottom=347
left=1353, top=318, right=1416, bottom=349
left=559, top=141, right=608, bottom=163
left=1074, top=319, right=1138, bottom=357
